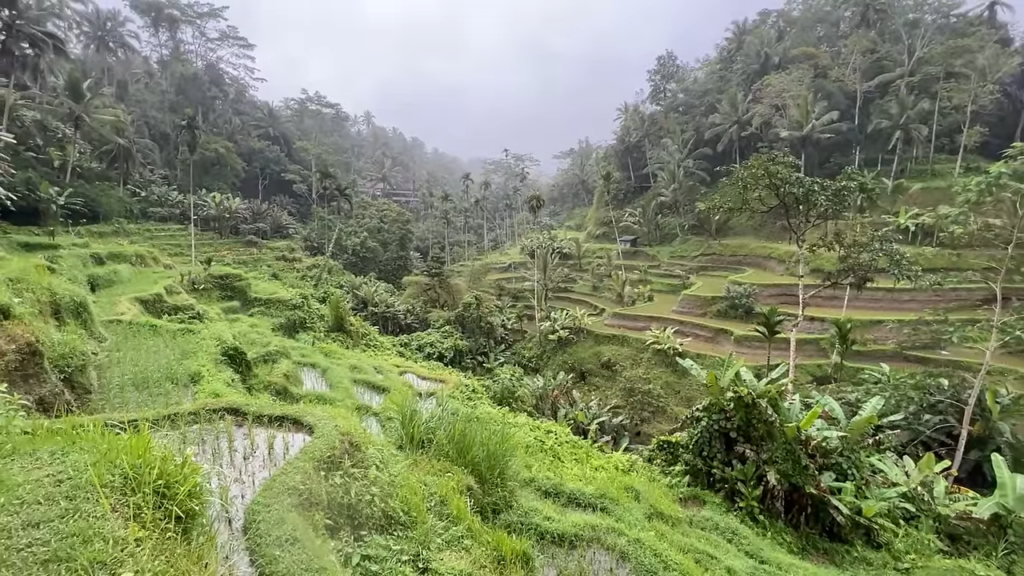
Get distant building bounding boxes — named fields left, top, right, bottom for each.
left=367, top=185, right=418, bottom=206
left=618, top=236, right=640, bottom=249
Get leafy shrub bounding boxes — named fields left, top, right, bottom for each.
left=85, top=266, right=129, bottom=293
left=539, top=308, right=593, bottom=344
left=396, top=325, right=469, bottom=368
left=218, top=339, right=253, bottom=385
left=648, top=358, right=982, bottom=546
left=711, top=283, right=758, bottom=320
left=326, top=292, right=353, bottom=335
left=242, top=235, right=264, bottom=249
left=452, top=292, right=517, bottom=370
left=480, top=366, right=534, bottom=412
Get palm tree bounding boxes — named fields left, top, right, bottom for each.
left=706, top=88, right=755, bottom=165
left=972, top=0, right=1015, bottom=26
left=1, top=0, right=69, bottom=130
left=251, top=102, right=293, bottom=154
left=365, top=153, right=401, bottom=197
left=359, top=110, right=376, bottom=132
left=569, top=237, right=588, bottom=270
left=871, top=93, right=929, bottom=186
left=479, top=178, right=493, bottom=252
left=0, top=0, right=69, bottom=131
left=99, top=122, right=156, bottom=195
left=439, top=190, right=454, bottom=267
left=648, top=131, right=712, bottom=184
left=526, top=192, right=545, bottom=225
left=777, top=92, right=844, bottom=174
left=828, top=318, right=858, bottom=381
left=76, top=6, right=139, bottom=85
left=752, top=306, right=789, bottom=374
left=177, top=109, right=203, bottom=269
left=460, top=171, right=474, bottom=257
left=52, top=69, right=126, bottom=183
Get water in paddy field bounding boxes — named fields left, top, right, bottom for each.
left=542, top=548, right=632, bottom=576
left=403, top=372, right=441, bottom=393
left=164, top=423, right=311, bottom=576
left=361, top=415, right=383, bottom=436
left=298, top=367, right=329, bottom=392
left=354, top=385, right=384, bottom=408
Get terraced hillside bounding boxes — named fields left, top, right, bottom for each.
left=7, top=224, right=999, bottom=575
left=478, top=238, right=1024, bottom=378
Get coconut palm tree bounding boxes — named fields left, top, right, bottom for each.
left=460, top=171, right=474, bottom=256
left=777, top=92, right=845, bottom=174
left=752, top=306, right=789, bottom=374
left=871, top=93, right=930, bottom=186
left=365, top=153, right=401, bottom=197
left=972, top=0, right=1015, bottom=26
left=706, top=88, right=756, bottom=165
left=648, top=131, right=712, bottom=185
left=526, top=192, right=545, bottom=225
left=76, top=6, right=139, bottom=85
left=439, top=190, right=454, bottom=267
left=478, top=178, right=493, bottom=252
left=52, top=69, right=126, bottom=183
left=251, top=102, right=293, bottom=154
left=99, top=122, right=156, bottom=195
left=0, top=0, right=69, bottom=131
left=177, top=109, right=203, bottom=269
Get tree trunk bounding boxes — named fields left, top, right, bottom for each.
left=736, top=142, right=741, bottom=166
left=853, top=84, right=863, bottom=170
left=1016, top=107, right=1024, bottom=143
left=65, top=137, right=78, bottom=183
left=929, top=71, right=944, bottom=173
left=951, top=212, right=1023, bottom=478
left=189, top=160, right=196, bottom=270
left=444, top=222, right=450, bottom=267
left=2, top=70, right=15, bottom=132
left=627, top=156, right=635, bottom=185
left=889, top=135, right=903, bottom=192
left=800, top=149, right=807, bottom=175
left=955, top=89, right=975, bottom=179
left=787, top=248, right=807, bottom=391
left=483, top=211, right=489, bottom=252
left=765, top=341, right=772, bottom=375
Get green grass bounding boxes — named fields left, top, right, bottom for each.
left=0, top=425, right=214, bottom=575
left=91, top=321, right=204, bottom=414
left=0, top=224, right=1013, bottom=575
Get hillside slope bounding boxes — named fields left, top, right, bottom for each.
left=0, top=225, right=1004, bottom=575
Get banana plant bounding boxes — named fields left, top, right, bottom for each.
left=782, top=394, right=904, bottom=441
left=677, top=355, right=787, bottom=398
left=974, top=453, right=1024, bottom=519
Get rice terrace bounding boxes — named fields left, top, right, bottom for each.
left=4, top=0, right=1024, bottom=574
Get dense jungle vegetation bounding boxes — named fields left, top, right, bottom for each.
left=4, top=0, right=1024, bottom=574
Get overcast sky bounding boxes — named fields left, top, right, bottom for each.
left=109, top=0, right=1024, bottom=167
left=157, top=0, right=786, bottom=166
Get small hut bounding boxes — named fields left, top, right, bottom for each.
left=617, top=236, right=640, bottom=249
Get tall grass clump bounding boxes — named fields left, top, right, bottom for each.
left=390, top=395, right=519, bottom=517
left=92, top=425, right=209, bottom=539
left=326, top=292, right=353, bottom=335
